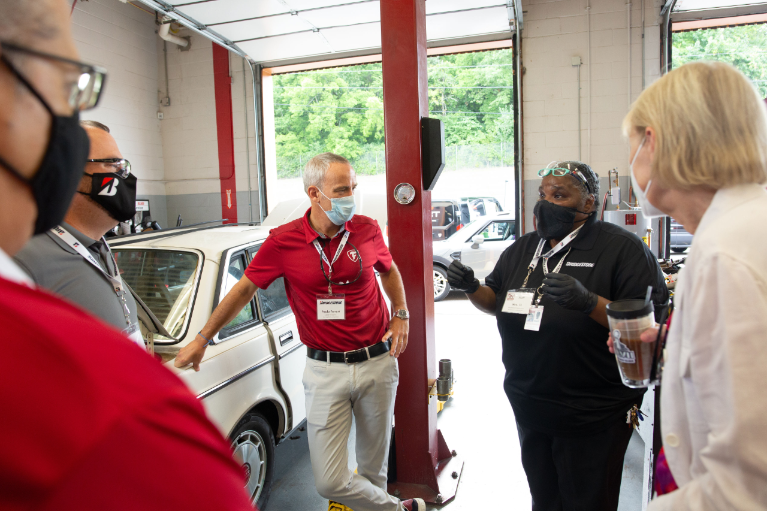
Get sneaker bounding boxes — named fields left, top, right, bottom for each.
left=402, top=498, right=426, bottom=511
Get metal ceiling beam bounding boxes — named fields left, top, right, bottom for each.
left=134, top=0, right=250, bottom=59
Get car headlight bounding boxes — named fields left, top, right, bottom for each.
left=450, top=251, right=461, bottom=261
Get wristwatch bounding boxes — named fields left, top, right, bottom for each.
left=393, top=309, right=410, bottom=320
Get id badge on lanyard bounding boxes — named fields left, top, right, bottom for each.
left=507, top=225, right=583, bottom=330
left=314, top=231, right=351, bottom=321
left=317, top=294, right=346, bottom=320
left=502, top=289, right=535, bottom=314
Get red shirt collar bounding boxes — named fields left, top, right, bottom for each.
left=301, top=208, right=355, bottom=244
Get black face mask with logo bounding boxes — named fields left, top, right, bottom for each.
left=534, top=200, right=591, bottom=240
left=80, top=172, right=137, bottom=222
left=0, top=56, right=90, bottom=235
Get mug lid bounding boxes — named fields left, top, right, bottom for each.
left=606, top=299, right=654, bottom=319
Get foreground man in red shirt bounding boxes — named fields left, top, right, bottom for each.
left=0, top=1, right=252, bottom=509
left=176, top=153, right=424, bottom=511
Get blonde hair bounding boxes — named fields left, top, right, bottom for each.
left=623, top=61, right=767, bottom=189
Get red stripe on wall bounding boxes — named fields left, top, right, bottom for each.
left=212, top=43, right=238, bottom=224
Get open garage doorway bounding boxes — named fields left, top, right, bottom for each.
left=261, top=43, right=517, bottom=240
left=664, top=7, right=767, bottom=254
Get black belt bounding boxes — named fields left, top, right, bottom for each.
left=307, top=340, right=391, bottom=364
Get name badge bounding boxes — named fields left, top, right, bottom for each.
left=524, top=305, right=544, bottom=331
left=317, top=294, right=346, bottom=320
left=122, top=323, right=146, bottom=350
left=502, top=289, right=535, bottom=314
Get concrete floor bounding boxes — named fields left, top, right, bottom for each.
left=268, top=292, right=647, bottom=511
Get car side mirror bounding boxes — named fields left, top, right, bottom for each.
left=471, top=235, right=484, bottom=249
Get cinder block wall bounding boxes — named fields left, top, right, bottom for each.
left=159, top=33, right=221, bottom=226
left=72, top=0, right=168, bottom=227
left=159, top=31, right=260, bottom=227
left=521, top=0, right=662, bottom=233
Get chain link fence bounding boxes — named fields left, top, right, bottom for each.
left=277, top=142, right=514, bottom=179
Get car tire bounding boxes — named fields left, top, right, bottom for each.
left=433, top=266, right=451, bottom=302
left=671, top=247, right=687, bottom=253
left=231, top=412, right=275, bottom=510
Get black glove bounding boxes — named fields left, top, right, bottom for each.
left=541, top=273, right=598, bottom=314
left=447, top=260, right=480, bottom=294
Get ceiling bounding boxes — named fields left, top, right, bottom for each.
left=136, top=0, right=515, bottom=66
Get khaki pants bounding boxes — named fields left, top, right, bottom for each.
left=303, top=352, right=402, bottom=511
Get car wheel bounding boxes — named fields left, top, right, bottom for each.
left=231, top=413, right=275, bottom=510
left=671, top=247, right=687, bottom=253
left=433, top=266, right=451, bottom=302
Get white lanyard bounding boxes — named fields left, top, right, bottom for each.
left=50, top=226, right=132, bottom=326
left=521, top=224, right=584, bottom=288
left=313, top=230, right=351, bottom=293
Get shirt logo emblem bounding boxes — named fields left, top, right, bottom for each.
left=347, top=250, right=359, bottom=263
left=98, top=177, right=119, bottom=196
left=566, top=262, right=594, bottom=267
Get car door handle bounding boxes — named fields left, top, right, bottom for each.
left=279, top=330, right=294, bottom=346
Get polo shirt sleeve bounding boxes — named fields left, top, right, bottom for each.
left=612, top=239, right=669, bottom=312
left=245, top=233, right=284, bottom=290
left=371, top=222, right=393, bottom=273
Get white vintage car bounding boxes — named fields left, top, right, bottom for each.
left=112, top=224, right=307, bottom=510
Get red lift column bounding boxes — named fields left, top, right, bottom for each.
left=381, top=0, right=462, bottom=504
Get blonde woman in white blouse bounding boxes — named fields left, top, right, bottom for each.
left=620, top=61, right=767, bottom=510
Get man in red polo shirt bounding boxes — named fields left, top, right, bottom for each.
left=0, top=2, right=252, bottom=509
left=176, top=153, right=424, bottom=511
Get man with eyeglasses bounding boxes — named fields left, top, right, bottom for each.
left=14, top=120, right=145, bottom=348
left=0, top=1, right=252, bottom=509
left=448, top=161, right=668, bottom=511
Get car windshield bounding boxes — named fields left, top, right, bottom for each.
left=447, top=218, right=484, bottom=241
left=113, top=249, right=200, bottom=339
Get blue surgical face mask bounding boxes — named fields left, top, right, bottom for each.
left=629, top=136, right=665, bottom=218
left=319, top=189, right=356, bottom=225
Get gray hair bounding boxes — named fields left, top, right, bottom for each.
left=80, top=120, right=110, bottom=133
left=303, top=152, right=351, bottom=193
left=0, top=0, right=61, bottom=46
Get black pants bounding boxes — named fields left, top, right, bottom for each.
left=516, top=418, right=634, bottom=511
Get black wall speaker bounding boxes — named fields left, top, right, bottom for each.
left=421, top=117, right=445, bottom=191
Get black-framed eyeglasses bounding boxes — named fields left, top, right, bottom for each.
left=87, top=158, right=131, bottom=178
left=0, top=41, right=107, bottom=111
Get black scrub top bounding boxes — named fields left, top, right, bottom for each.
left=485, top=215, right=668, bottom=437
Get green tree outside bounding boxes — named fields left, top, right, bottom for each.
left=272, top=49, right=515, bottom=178
left=673, top=23, right=767, bottom=97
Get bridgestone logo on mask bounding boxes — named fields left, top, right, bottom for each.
left=99, top=177, right=119, bottom=197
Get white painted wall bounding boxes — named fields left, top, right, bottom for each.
left=521, top=0, right=662, bottom=232
left=158, top=29, right=261, bottom=225
left=71, top=0, right=167, bottom=223
left=159, top=32, right=219, bottom=198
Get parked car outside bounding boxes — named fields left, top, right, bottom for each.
left=431, top=199, right=464, bottom=241
left=112, top=225, right=307, bottom=510
left=459, top=196, right=503, bottom=224
left=432, top=211, right=516, bottom=301
left=670, top=219, right=693, bottom=253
